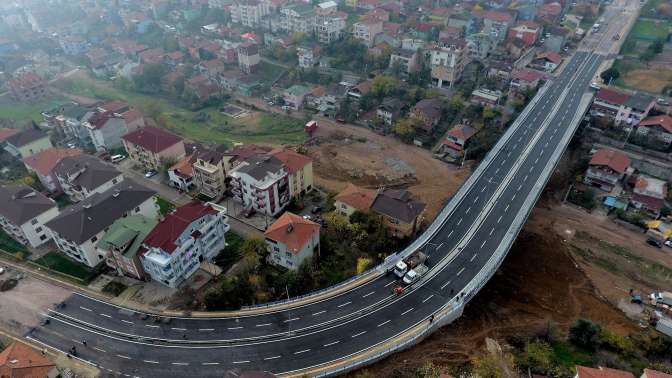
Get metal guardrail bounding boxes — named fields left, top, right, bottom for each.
left=241, top=81, right=554, bottom=311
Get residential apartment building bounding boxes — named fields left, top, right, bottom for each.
left=283, top=85, right=311, bottom=110
left=371, top=189, right=426, bottom=238
left=230, top=0, right=270, bottom=28
left=0, top=342, right=56, bottom=378
left=44, top=103, right=93, bottom=144
left=22, top=148, right=82, bottom=192
left=82, top=108, right=144, bottom=151
left=297, top=46, right=319, bottom=68
left=280, top=3, right=315, bottom=34
left=46, top=180, right=158, bottom=267
left=507, top=21, right=540, bottom=47
left=353, top=19, right=383, bottom=47
left=97, top=215, right=158, bottom=280
left=8, top=72, right=46, bottom=102
left=53, top=155, right=124, bottom=202
left=376, top=97, right=402, bottom=126
left=271, top=148, right=313, bottom=197
left=4, top=128, right=53, bottom=159
left=637, top=115, right=672, bottom=147
left=430, top=39, right=469, bottom=88
left=122, top=126, right=186, bottom=171
left=481, top=10, right=514, bottom=44
left=140, top=202, right=229, bottom=288
left=466, top=32, right=494, bottom=60
left=237, top=42, right=261, bottom=74
left=334, top=183, right=376, bottom=218
left=265, top=212, right=320, bottom=270
left=0, top=185, right=59, bottom=248
left=389, top=48, right=418, bottom=76
left=314, top=12, right=346, bottom=44
left=229, top=155, right=290, bottom=216
left=193, top=148, right=227, bottom=200
left=168, top=155, right=196, bottom=192
left=410, top=98, right=444, bottom=135
left=583, top=148, right=630, bottom=192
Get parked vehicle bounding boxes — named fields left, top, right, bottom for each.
left=647, top=238, right=663, bottom=248
left=111, top=154, right=126, bottom=164
left=650, top=292, right=672, bottom=306
left=657, top=98, right=670, bottom=106
left=664, top=239, right=672, bottom=248
left=393, top=250, right=428, bottom=279
left=144, top=170, right=158, bottom=178
left=403, top=264, right=429, bottom=285
left=589, top=82, right=601, bottom=90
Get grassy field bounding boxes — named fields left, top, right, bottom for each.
left=0, top=94, right=70, bottom=123
left=53, top=72, right=305, bottom=146
left=0, top=230, right=30, bottom=260
left=628, top=19, right=672, bottom=41
left=34, top=251, right=98, bottom=283
left=611, top=58, right=672, bottom=93
left=155, top=196, right=175, bottom=215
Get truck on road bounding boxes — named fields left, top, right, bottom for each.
left=393, top=250, right=428, bottom=278
left=402, top=264, right=429, bottom=285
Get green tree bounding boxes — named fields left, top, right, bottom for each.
left=600, top=67, right=620, bottom=83
left=142, top=100, right=164, bottom=121
left=240, top=237, right=267, bottom=271
left=516, top=340, right=554, bottom=375
left=392, top=117, right=420, bottom=142
left=569, top=319, right=602, bottom=351
left=371, top=75, right=396, bottom=98
left=133, top=63, right=166, bottom=93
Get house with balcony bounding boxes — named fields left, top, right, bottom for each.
left=193, top=147, right=228, bottom=201
left=8, top=72, right=47, bottom=102
left=0, top=185, right=59, bottom=248
left=229, top=155, right=291, bottom=216
left=353, top=19, right=383, bottom=47
left=389, top=48, right=418, bottom=76
left=630, top=175, right=667, bottom=216
left=4, top=128, right=53, bottom=159
left=168, top=154, right=196, bottom=192
left=430, top=39, right=469, bottom=88
left=616, top=92, right=656, bottom=127
left=43, top=103, right=94, bottom=145
left=590, top=87, right=629, bottom=121
left=122, top=126, right=186, bottom=171
left=283, top=85, right=311, bottom=110
left=584, top=148, right=630, bottom=192
left=438, top=124, right=478, bottom=160
left=636, top=115, right=672, bottom=147
left=140, top=202, right=229, bottom=288
left=314, top=11, right=346, bottom=44
left=23, top=148, right=82, bottom=193
left=53, top=155, right=124, bottom=202
left=237, top=42, right=261, bottom=74
left=265, top=212, right=320, bottom=270
left=230, top=0, right=270, bottom=28
left=271, top=148, right=313, bottom=198
left=97, top=215, right=158, bottom=280
left=507, top=21, right=540, bottom=47
left=46, top=180, right=158, bottom=267
left=376, top=97, right=403, bottom=126
left=334, top=183, right=376, bottom=218
left=279, top=3, right=315, bottom=34
left=81, top=107, right=145, bottom=151
left=481, top=10, right=515, bottom=44
left=531, top=51, right=562, bottom=72
left=410, top=98, right=444, bottom=136
left=510, top=69, right=544, bottom=93
left=371, top=189, right=426, bottom=238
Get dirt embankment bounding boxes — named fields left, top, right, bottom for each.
left=357, top=202, right=637, bottom=376
left=306, top=121, right=470, bottom=220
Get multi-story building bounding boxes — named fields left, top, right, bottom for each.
left=8, top=72, right=47, bottom=102
left=637, top=115, right=672, bottom=147
left=59, top=35, right=88, bottom=55
left=297, top=46, right=319, bottom=68
left=168, top=155, right=196, bottom=192
left=283, top=85, right=311, bottom=110
left=631, top=175, right=667, bottom=216
left=466, top=32, right=494, bottom=60
left=230, top=0, right=270, bottom=28
left=193, top=147, right=227, bottom=200
left=265, top=212, right=320, bottom=270
left=229, top=155, right=290, bottom=216
left=616, top=92, right=656, bottom=127
left=280, top=3, right=315, bottom=34
left=4, top=128, right=53, bottom=159
left=334, top=183, right=376, bottom=218
left=353, top=19, right=383, bottom=47
left=430, top=39, right=469, bottom=88
left=97, top=215, right=158, bottom=280
left=23, top=148, right=82, bottom=192
left=122, top=126, right=186, bottom=170
left=82, top=109, right=144, bottom=151
left=371, top=189, right=426, bottom=238
left=590, top=88, right=629, bottom=120
left=481, top=10, right=515, bottom=44
left=46, top=180, right=158, bottom=267
left=43, top=103, right=93, bottom=144
left=389, top=49, right=418, bottom=76
left=140, top=202, right=229, bottom=288
left=237, top=42, right=260, bottom=74
left=439, top=124, right=478, bottom=160
left=583, top=148, right=630, bottom=192
left=271, top=148, right=313, bottom=198
left=376, top=97, right=402, bottom=126
left=314, top=12, right=346, bottom=44
left=507, top=21, right=540, bottom=47
left=53, top=155, right=124, bottom=202
left=0, top=185, right=59, bottom=248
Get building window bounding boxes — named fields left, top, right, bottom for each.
left=40, top=234, right=47, bottom=241
left=112, top=178, right=118, bottom=184
left=273, top=247, right=280, bottom=252
left=91, top=236, right=98, bottom=243
left=35, top=226, right=42, bottom=233
left=285, top=252, right=292, bottom=258
left=31, top=219, right=38, bottom=225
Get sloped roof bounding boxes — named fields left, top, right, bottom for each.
left=234, top=155, right=286, bottom=181
left=122, top=126, right=183, bottom=153
left=511, top=68, right=544, bottom=82
left=265, top=212, right=320, bottom=253
left=335, top=183, right=377, bottom=211
left=595, top=88, right=629, bottom=105
left=625, top=92, right=655, bottom=111
left=535, top=51, right=562, bottom=64
left=412, top=98, right=443, bottom=121
left=447, top=124, right=477, bottom=141
left=0, top=342, right=55, bottom=378
left=169, top=154, right=195, bottom=177
left=639, top=115, right=672, bottom=133
left=589, top=148, right=630, bottom=173
left=97, top=215, right=158, bottom=258
left=46, top=180, right=155, bottom=244
left=643, top=369, right=672, bottom=378
left=0, top=184, right=56, bottom=225
left=271, top=148, right=312, bottom=173
left=0, top=128, right=19, bottom=143
left=634, top=175, right=667, bottom=199
left=482, top=10, right=513, bottom=22
left=575, top=366, right=635, bottom=378
left=371, top=189, right=426, bottom=224
left=143, top=201, right=217, bottom=253
left=5, top=128, right=48, bottom=148
left=53, top=154, right=121, bottom=191
left=23, top=147, right=82, bottom=176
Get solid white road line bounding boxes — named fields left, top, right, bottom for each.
left=401, top=308, right=414, bottom=316
left=351, top=331, right=367, bottom=338
left=294, top=349, right=311, bottom=354
left=422, top=295, right=434, bottom=303
left=79, top=306, right=92, bottom=312
left=323, top=341, right=340, bottom=347
left=264, top=356, right=281, bottom=360
left=100, top=314, right=112, bottom=318
left=256, top=323, right=271, bottom=327
left=337, top=301, right=351, bottom=308
left=377, top=320, right=391, bottom=327
left=312, top=310, right=327, bottom=316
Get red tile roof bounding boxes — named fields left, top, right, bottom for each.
left=442, top=139, right=464, bottom=151
left=639, top=115, right=672, bottom=133
left=8, top=72, right=44, bottom=91
left=482, top=10, right=513, bottom=22
left=122, top=126, right=183, bottom=153
left=0, top=342, right=55, bottom=378
left=0, top=128, right=19, bottom=143
left=511, top=68, right=544, bottom=82
left=265, top=212, right=320, bottom=253
left=447, top=124, right=477, bottom=141
left=576, top=366, right=635, bottom=378
left=643, top=369, right=672, bottom=378
left=595, top=88, right=629, bottom=105
left=335, top=183, right=377, bottom=211
left=589, top=148, right=630, bottom=173
left=536, top=51, right=562, bottom=64
left=23, top=148, right=82, bottom=176
left=270, top=148, right=312, bottom=174
left=143, top=201, right=218, bottom=253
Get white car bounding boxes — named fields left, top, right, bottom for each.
left=665, top=240, right=672, bottom=248
left=0, top=267, right=5, bottom=274
left=590, top=82, right=601, bottom=90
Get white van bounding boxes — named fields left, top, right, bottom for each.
left=111, top=154, right=126, bottom=164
